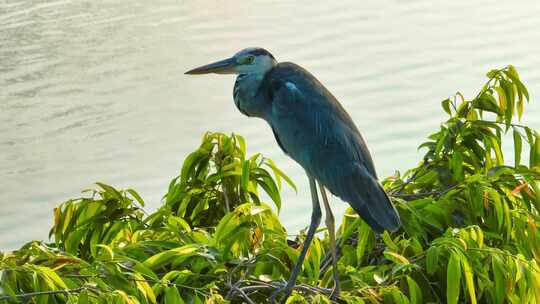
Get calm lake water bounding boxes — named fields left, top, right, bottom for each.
left=2, top=0, right=540, bottom=250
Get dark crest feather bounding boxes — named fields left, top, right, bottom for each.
left=249, top=48, right=275, bottom=60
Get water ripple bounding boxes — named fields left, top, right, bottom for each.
left=2, top=0, right=540, bottom=250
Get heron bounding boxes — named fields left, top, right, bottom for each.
left=185, top=47, right=400, bottom=301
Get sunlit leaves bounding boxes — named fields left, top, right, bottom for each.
left=49, top=183, right=145, bottom=259
left=419, top=66, right=537, bottom=175
left=383, top=65, right=540, bottom=304
left=163, top=132, right=295, bottom=228
left=2, top=66, right=540, bottom=303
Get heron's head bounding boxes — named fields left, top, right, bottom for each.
left=185, top=47, right=277, bottom=76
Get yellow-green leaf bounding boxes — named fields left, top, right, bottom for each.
left=241, top=160, right=250, bottom=192
left=143, top=244, right=199, bottom=269
left=513, top=129, right=522, bottom=166
left=460, top=255, right=477, bottom=304
left=447, top=251, right=461, bottom=304
left=33, top=265, right=68, bottom=290
left=384, top=251, right=410, bottom=265
left=133, top=273, right=156, bottom=303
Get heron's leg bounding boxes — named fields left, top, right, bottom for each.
left=271, top=175, right=321, bottom=302
left=318, top=182, right=340, bottom=299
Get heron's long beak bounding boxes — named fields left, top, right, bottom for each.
left=185, top=57, right=236, bottom=75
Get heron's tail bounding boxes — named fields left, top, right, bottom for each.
left=345, top=165, right=401, bottom=233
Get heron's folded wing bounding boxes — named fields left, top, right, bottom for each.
left=265, top=63, right=400, bottom=232
left=329, top=162, right=401, bottom=233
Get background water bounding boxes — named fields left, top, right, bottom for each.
left=1, top=0, right=540, bottom=250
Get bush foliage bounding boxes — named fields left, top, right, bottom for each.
left=1, top=66, right=540, bottom=303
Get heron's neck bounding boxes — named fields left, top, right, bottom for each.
left=233, top=72, right=270, bottom=118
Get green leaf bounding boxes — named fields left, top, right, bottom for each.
left=491, top=256, right=505, bottom=304
left=426, top=246, right=439, bottom=275
left=355, top=221, right=372, bottom=265
left=517, top=95, right=524, bottom=120
left=513, top=129, right=522, bottom=166
left=127, top=188, right=145, bottom=207
left=500, top=80, right=515, bottom=129
left=131, top=259, right=160, bottom=281
left=235, top=134, right=247, bottom=158
left=447, top=251, right=461, bottom=304
left=256, top=174, right=281, bottom=211
left=450, top=151, right=464, bottom=181
left=0, top=280, right=17, bottom=301
left=474, top=94, right=500, bottom=114
left=442, top=98, right=452, bottom=115
left=143, top=244, right=199, bottom=269
left=384, top=251, right=410, bottom=265
left=407, top=276, right=423, bottom=304
left=456, top=101, right=470, bottom=118
left=164, top=286, right=185, bottom=304
left=96, top=244, right=114, bottom=260
left=133, top=272, right=157, bottom=303
left=33, top=265, right=68, bottom=290
left=494, top=86, right=507, bottom=113
left=460, top=255, right=477, bottom=304
left=241, top=160, right=250, bottom=192
left=491, top=190, right=503, bottom=230
left=490, top=136, right=504, bottom=165
left=390, top=288, right=410, bottom=304
left=265, top=158, right=297, bottom=192
left=486, top=69, right=499, bottom=78
left=180, top=151, right=203, bottom=184
left=78, top=290, right=89, bottom=304
left=61, top=204, right=74, bottom=234
left=535, top=134, right=540, bottom=168
left=96, top=182, right=123, bottom=200
left=168, top=216, right=192, bottom=233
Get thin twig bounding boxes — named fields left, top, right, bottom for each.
left=469, top=119, right=532, bottom=131
left=391, top=184, right=459, bottom=201
left=63, top=271, right=210, bottom=297
left=232, top=284, right=256, bottom=304
left=0, top=286, right=87, bottom=301
left=226, top=278, right=337, bottom=303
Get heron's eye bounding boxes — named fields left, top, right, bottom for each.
left=244, top=56, right=255, bottom=64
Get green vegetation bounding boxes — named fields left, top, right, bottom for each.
left=1, top=66, right=540, bottom=303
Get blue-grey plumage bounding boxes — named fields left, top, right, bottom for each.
left=185, top=47, right=400, bottom=300
left=230, top=55, right=400, bottom=233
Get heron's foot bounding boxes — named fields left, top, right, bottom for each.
left=329, top=285, right=341, bottom=301
left=269, top=283, right=293, bottom=304
left=330, top=274, right=341, bottom=300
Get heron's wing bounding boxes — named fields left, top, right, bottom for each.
left=266, top=63, right=400, bottom=232
left=266, top=63, right=377, bottom=176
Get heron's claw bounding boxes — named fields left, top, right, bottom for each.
left=330, top=288, right=340, bottom=301
left=330, top=274, right=341, bottom=300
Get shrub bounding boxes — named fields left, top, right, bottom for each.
left=1, top=66, right=539, bottom=303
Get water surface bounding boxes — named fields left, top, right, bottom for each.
left=2, top=0, right=540, bottom=250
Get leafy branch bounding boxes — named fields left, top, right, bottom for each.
left=2, top=66, right=540, bottom=303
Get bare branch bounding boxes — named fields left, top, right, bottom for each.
left=391, top=184, right=458, bottom=201
left=0, top=286, right=87, bottom=301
